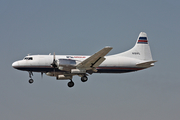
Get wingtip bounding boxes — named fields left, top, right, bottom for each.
left=105, top=46, right=113, bottom=49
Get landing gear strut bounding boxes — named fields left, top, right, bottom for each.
left=67, top=80, right=74, bottom=88
left=28, top=71, right=34, bottom=84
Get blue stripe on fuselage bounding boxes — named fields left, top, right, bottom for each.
left=14, top=66, right=144, bottom=73
left=14, top=66, right=62, bottom=72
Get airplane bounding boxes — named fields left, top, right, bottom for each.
left=12, top=32, right=156, bottom=87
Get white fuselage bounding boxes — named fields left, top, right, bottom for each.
left=12, top=54, right=145, bottom=74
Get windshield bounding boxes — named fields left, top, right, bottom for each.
left=24, top=57, right=33, bottom=60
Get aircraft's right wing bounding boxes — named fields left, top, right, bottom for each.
left=76, top=46, right=113, bottom=70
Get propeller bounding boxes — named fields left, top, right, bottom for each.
left=41, top=72, right=43, bottom=79
left=51, top=52, right=58, bottom=76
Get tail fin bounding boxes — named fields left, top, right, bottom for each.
left=117, top=32, right=153, bottom=61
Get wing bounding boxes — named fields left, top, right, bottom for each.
left=76, top=46, right=113, bottom=70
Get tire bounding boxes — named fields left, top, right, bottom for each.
left=68, top=81, right=74, bottom=88
left=29, top=79, right=34, bottom=84
left=81, top=76, right=88, bottom=82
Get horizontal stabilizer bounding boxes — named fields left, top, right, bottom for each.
left=136, top=61, right=157, bottom=67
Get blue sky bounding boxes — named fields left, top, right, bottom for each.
left=1, top=0, right=180, bottom=120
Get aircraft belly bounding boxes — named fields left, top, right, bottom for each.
left=96, top=67, right=144, bottom=73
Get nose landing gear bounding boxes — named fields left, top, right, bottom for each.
left=29, top=79, right=34, bottom=84
left=28, top=71, right=34, bottom=84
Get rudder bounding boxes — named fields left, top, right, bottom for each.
left=117, top=32, right=153, bottom=61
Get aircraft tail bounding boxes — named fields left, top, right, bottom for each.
left=117, top=32, right=153, bottom=61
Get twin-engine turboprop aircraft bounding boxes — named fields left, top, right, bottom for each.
left=12, top=32, right=156, bottom=87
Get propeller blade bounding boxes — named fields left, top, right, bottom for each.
left=51, top=52, right=57, bottom=76
left=53, top=52, right=55, bottom=60
left=41, top=72, right=43, bottom=79
left=51, top=52, right=58, bottom=68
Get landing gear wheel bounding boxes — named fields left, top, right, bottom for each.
left=81, top=76, right=88, bottom=82
left=29, top=79, right=34, bottom=84
left=68, top=81, right=74, bottom=88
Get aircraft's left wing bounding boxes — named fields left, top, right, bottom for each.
left=76, top=46, right=113, bottom=70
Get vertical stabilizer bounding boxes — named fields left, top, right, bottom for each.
left=117, top=32, right=153, bottom=61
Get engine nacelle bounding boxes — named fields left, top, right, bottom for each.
left=46, top=72, right=55, bottom=76
left=56, top=75, right=72, bottom=80
left=71, top=69, right=86, bottom=74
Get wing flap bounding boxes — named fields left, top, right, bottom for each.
left=91, top=57, right=105, bottom=68
left=77, top=46, right=112, bottom=69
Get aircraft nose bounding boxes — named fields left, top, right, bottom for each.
left=12, top=61, right=19, bottom=68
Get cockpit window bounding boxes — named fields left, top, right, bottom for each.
left=24, top=57, right=33, bottom=60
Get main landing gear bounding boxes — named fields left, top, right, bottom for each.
left=67, top=80, right=74, bottom=88
left=67, top=76, right=88, bottom=88
left=81, top=76, right=88, bottom=82
left=28, top=71, right=34, bottom=84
